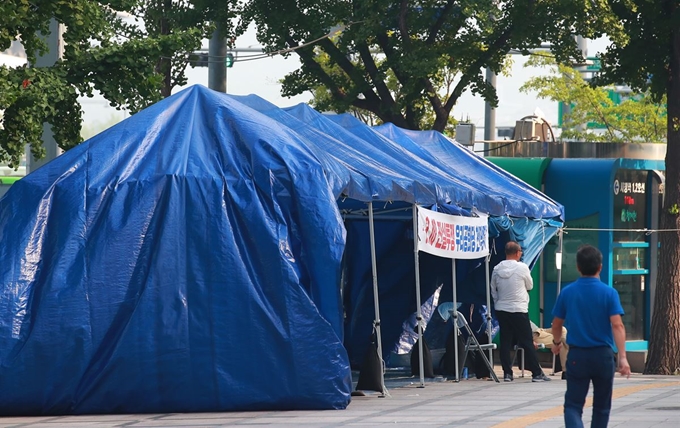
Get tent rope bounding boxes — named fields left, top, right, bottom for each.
left=561, top=227, right=680, bottom=234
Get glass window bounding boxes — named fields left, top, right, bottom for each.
left=612, top=275, right=645, bottom=340
left=544, top=213, right=599, bottom=283
left=613, top=247, right=646, bottom=271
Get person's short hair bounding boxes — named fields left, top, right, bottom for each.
left=576, top=244, right=602, bottom=276
left=505, top=241, right=521, bottom=256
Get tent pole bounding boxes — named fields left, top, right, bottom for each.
left=452, top=259, right=459, bottom=382
left=556, top=228, right=564, bottom=296
left=412, top=204, right=425, bottom=387
left=485, top=255, right=493, bottom=365
left=368, top=202, right=387, bottom=397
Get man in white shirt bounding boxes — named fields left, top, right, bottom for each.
left=491, top=241, right=550, bottom=382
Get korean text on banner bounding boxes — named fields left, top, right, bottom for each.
left=416, top=206, right=489, bottom=259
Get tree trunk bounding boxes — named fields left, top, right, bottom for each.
left=644, top=24, right=680, bottom=375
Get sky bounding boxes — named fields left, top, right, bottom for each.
left=1, top=26, right=610, bottom=141
left=80, top=28, right=610, bottom=140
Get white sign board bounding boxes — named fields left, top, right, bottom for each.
left=417, top=206, right=489, bottom=259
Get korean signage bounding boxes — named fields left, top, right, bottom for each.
left=613, top=170, right=648, bottom=241
left=416, top=206, right=489, bottom=259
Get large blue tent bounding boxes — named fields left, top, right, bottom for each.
left=237, top=97, right=563, bottom=366
left=0, top=85, right=563, bottom=415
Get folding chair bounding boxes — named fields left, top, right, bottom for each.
left=511, top=345, right=526, bottom=378
left=454, top=311, right=500, bottom=383
left=511, top=343, right=556, bottom=377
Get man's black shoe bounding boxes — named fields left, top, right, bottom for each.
left=504, top=374, right=513, bottom=382
left=561, top=372, right=567, bottom=380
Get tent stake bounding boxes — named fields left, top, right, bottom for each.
left=368, top=202, right=388, bottom=397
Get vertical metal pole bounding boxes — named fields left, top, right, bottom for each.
left=368, top=202, right=387, bottom=396
left=556, top=229, right=564, bottom=295
left=208, top=24, right=227, bottom=93
left=452, top=259, right=460, bottom=382
left=484, top=68, right=497, bottom=141
left=485, top=256, right=493, bottom=364
left=539, top=250, right=545, bottom=327
left=412, top=204, right=425, bottom=387
left=575, top=36, right=588, bottom=133
left=27, top=18, right=64, bottom=174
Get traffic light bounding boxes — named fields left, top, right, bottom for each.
left=190, top=52, right=234, bottom=68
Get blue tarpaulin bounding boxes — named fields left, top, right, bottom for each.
left=0, top=85, right=563, bottom=414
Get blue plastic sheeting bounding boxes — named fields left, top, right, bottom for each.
left=257, top=98, right=563, bottom=220
left=0, top=85, right=352, bottom=415
left=0, top=85, right=564, bottom=414
left=316, top=111, right=562, bottom=364
left=229, top=96, right=563, bottom=369
left=370, top=122, right=564, bottom=220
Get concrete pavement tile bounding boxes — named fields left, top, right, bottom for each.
left=155, top=413, right=249, bottom=420
left=127, top=420, right=227, bottom=427
left=0, top=418, right=58, bottom=424
left=264, top=416, right=357, bottom=424
left=44, top=416, right=152, bottom=423
left=0, top=425, right=119, bottom=428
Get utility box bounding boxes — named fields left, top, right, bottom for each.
left=455, top=123, right=476, bottom=145
left=513, top=119, right=549, bottom=142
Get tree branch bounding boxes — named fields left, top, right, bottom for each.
left=315, top=37, right=392, bottom=119
left=398, top=0, right=410, bottom=45
left=287, top=36, right=347, bottom=102
left=445, top=27, right=513, bottom=113
left=426, top=0, right=457, bottom=45
left=355, top=43, right=404, bottom=123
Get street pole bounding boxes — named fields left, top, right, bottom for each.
left=575, top=36, right=588, bottom=132
left=27, top=18, right=64, bottom=174
left=484, top=68, right=497, bottom=141
left=561, top=36, right=588, bottom=132
left=208, top=23, right=227, bottom=93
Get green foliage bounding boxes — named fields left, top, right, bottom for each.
left=242, top=0, right=622, bottom=132
left=306, top=48, right=463, bottom=134
left=520, top=54, right=667, bottom=143
left=593, top=1, right=675, bottom=102
left=0, top=0, right=242, bottom=167
left=561, top=1, right=679, bottom=375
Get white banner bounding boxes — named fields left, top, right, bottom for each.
left=417, top=206, right=489, bottom=259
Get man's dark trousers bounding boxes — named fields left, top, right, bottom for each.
left=564, top=346, right=616, bottom=428
left=496, top=310, right=542, bottom=377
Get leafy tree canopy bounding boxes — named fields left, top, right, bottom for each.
left=587, top=0, right=680, bottom=376
left=242, top=0, right=621, bottom=132
left=0, top=0, right=241, bottom=168
left=520, top=54, right=667, bottom=143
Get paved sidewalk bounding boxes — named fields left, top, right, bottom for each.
left=1, top=372, right=678, bottom=427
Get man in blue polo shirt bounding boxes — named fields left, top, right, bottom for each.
left=550, top=244, right=631, bottom=428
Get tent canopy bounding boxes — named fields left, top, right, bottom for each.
left=228, top=94, right=564, bottom=367
left=0, top=85, right=563, bottom=414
